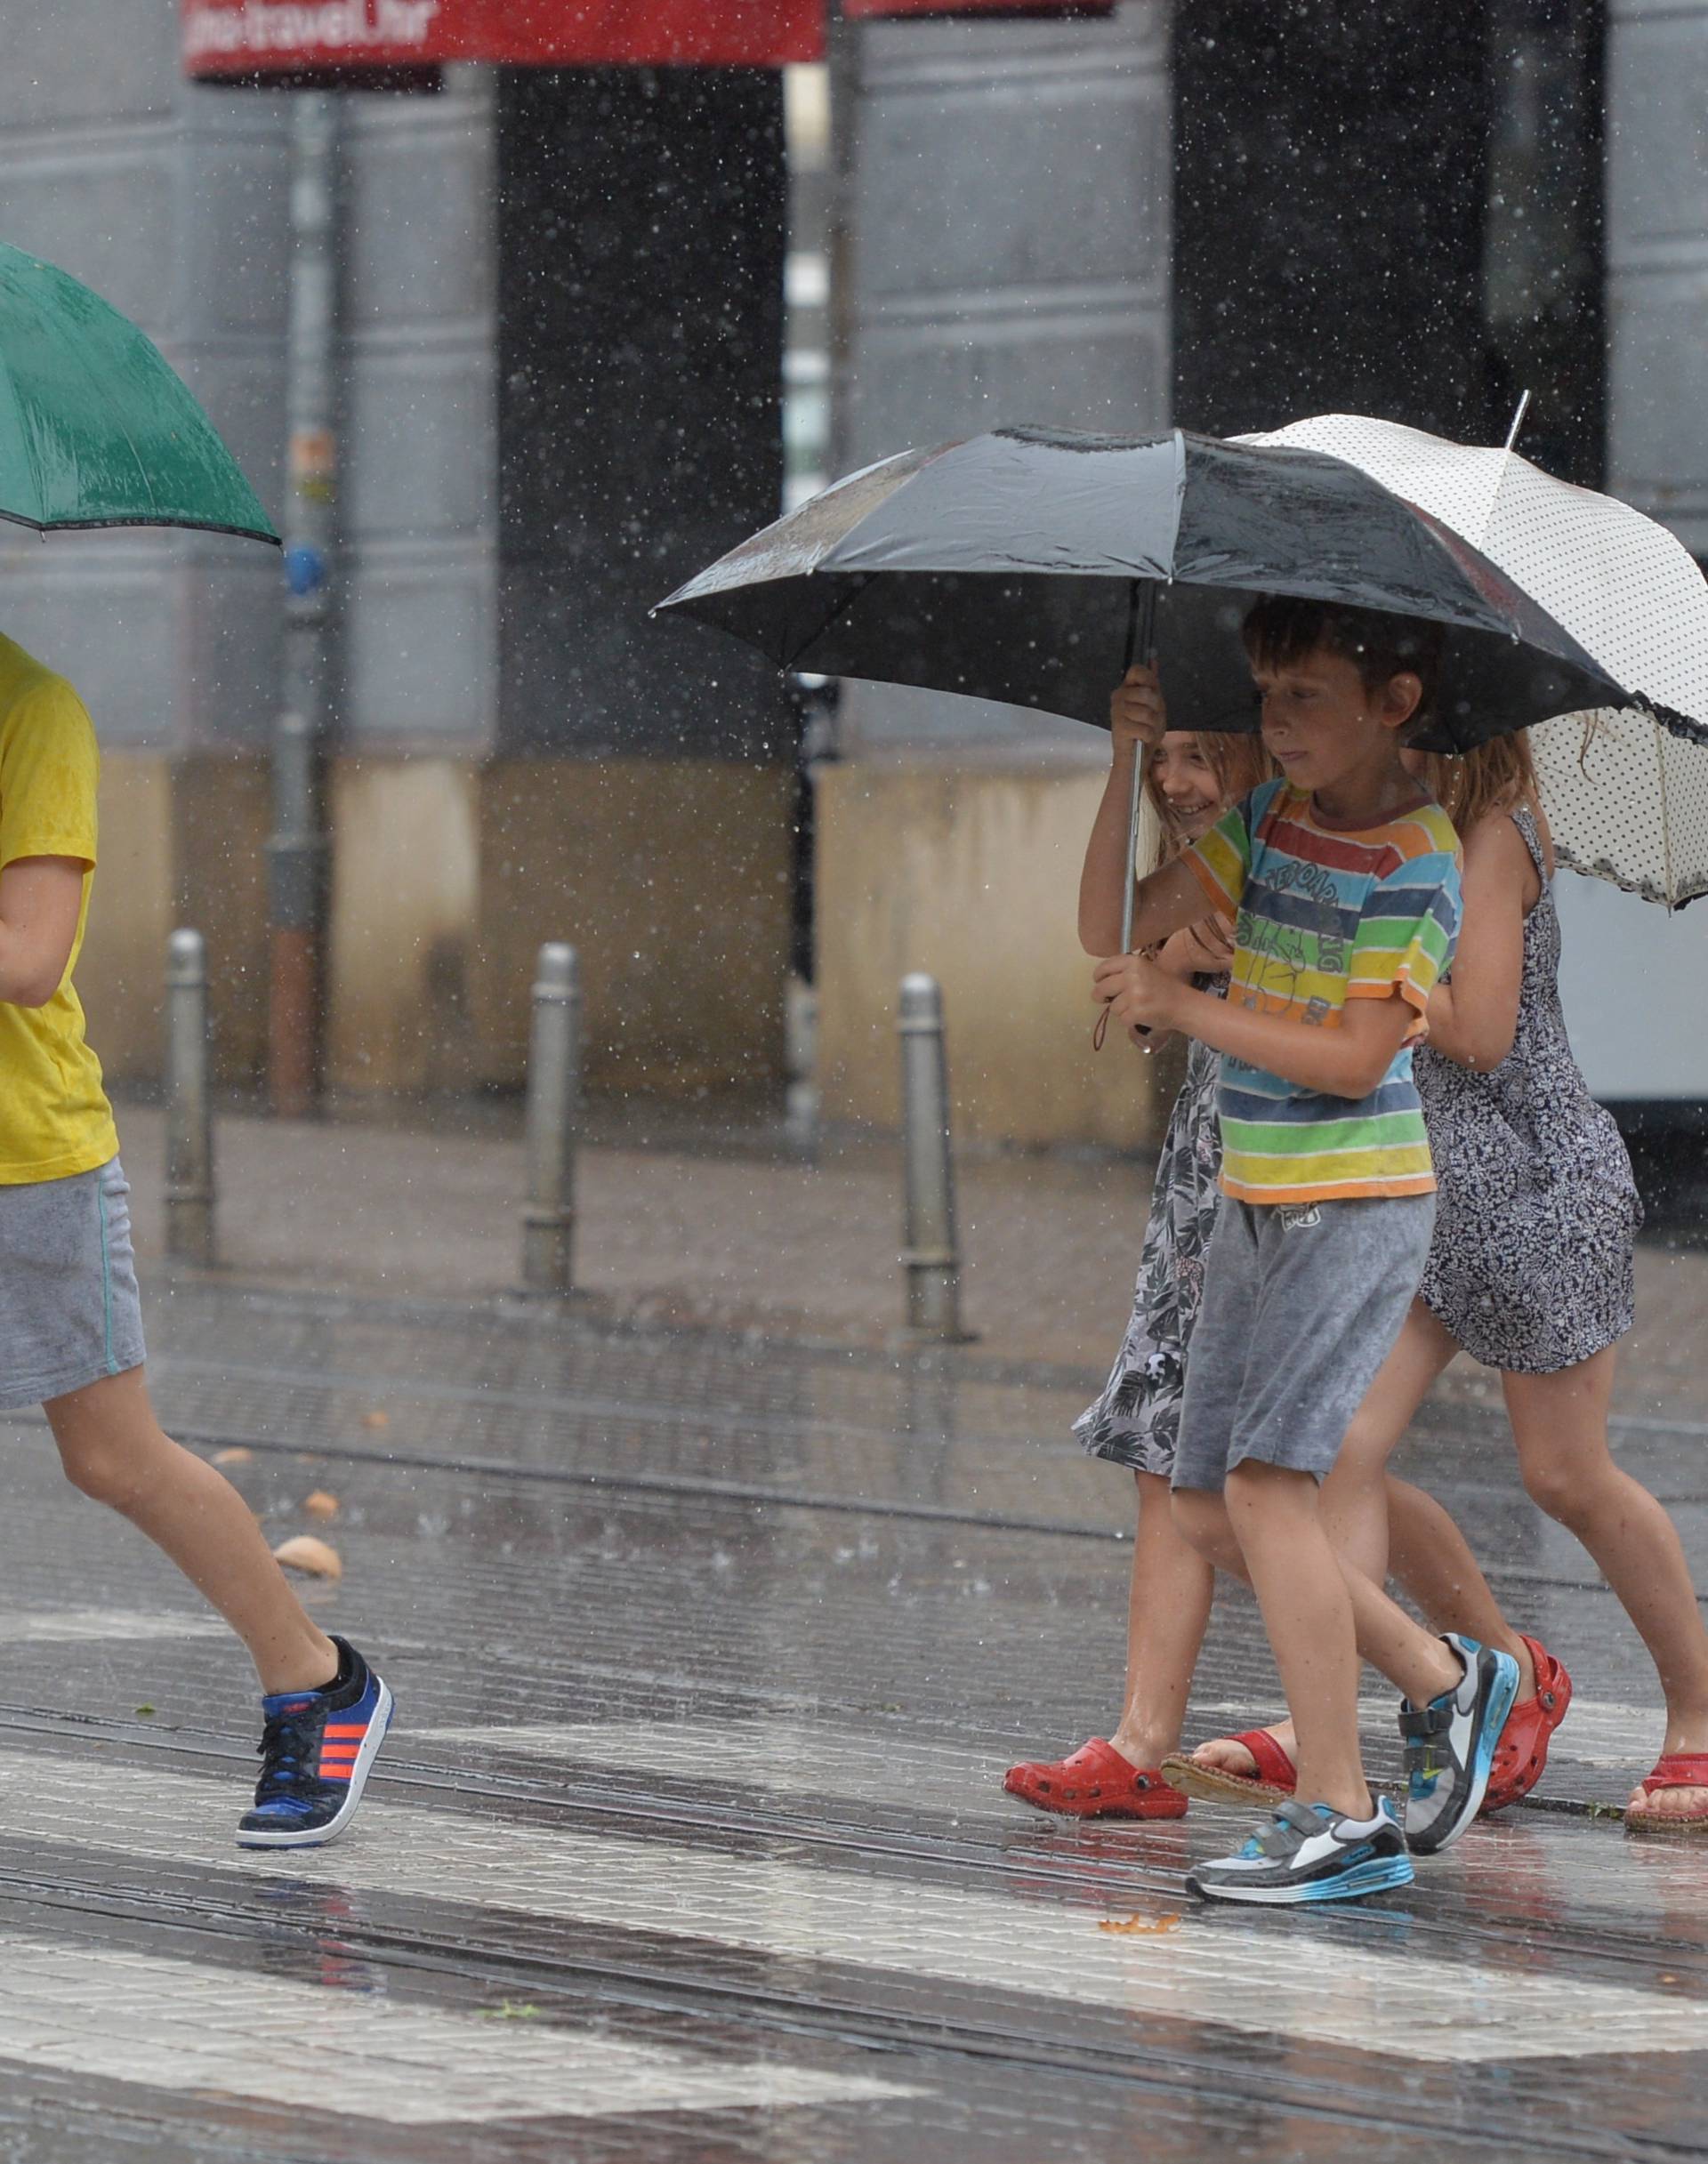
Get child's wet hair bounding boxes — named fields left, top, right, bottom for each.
left=1420, top=731, right=1538, bottom=837
left=1241, top=596, right=1444, bottom=732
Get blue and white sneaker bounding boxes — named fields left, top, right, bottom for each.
left=238, top=1637, right=394, bottom=1849
left=1186, top=1797, right=1414, bottom=1905
left=1399, top=1631, right=1520, bottom=1856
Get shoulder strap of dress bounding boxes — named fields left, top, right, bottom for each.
left=1511, top=802, right=1549, bottom=883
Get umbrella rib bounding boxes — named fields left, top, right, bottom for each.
left=0, top=343, right=39, bottom=527
left=794, top=572, right=875, bottom=668
left=1651, top=705, right=1678, bottom=911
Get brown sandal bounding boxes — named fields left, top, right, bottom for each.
left=1161, top=1726, right=1296, bottom=1807
left=1626, top=1753, right=1708, bottom=1837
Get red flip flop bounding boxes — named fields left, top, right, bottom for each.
left=1480, top=1634, right=1573, bottom=1816
left=1003, top=1737, right=1188, bottom=1820
left=1627, top=1753, right=1708, bottom=1837
left=1160, top=1727, right=1296, bottom=1806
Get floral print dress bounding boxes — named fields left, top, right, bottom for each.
left=1414, top=806, right=1640, bottom=1373
left=1074, top=981, right=1227, bottom=1475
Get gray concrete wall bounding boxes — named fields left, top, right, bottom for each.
left=0, top=28, right=498, bottom=756
left=1559, top=0, right=1708, bottom=1105
left=1607, top=0, right=1708, bottom=555
left=341, top=69, right=499, bottom=751
left=0, top=15, right=290, bottom=750
left=832, top=1, right=1172, bottom=760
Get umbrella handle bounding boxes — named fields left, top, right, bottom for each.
left=1118, top=581, right=1159, bottom=955
left=1092, top=738, right=1150, bottom=1055
left=1096, top=581, right=1158, bottom=1053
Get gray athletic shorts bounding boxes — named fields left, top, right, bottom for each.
left=0, top=1155, right=147, bottom=1412
left=1172, top=1193, right=1435, bottom=1493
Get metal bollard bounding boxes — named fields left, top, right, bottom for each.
left=784, top=973, right=820, bottom=1143
left=520, top=942, right=580, bottom=1296
left=898, top=972, right=964, bottom=1339
left=165, top=929, right=216, bottom=1267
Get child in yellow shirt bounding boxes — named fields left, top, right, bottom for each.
left=0, top=632, right=391, bottom=1847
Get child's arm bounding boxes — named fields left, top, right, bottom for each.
left=1421, top=814, right=1533, bottom=1071
left=1122, top=917, right=1233, bottom=1050
left=1073, top=657, right=1204, bottom=956
left=1158, top=914, right=1237, bottom=980
left=1093, top=955, right=1418, bottom=1100
left=0, top=857, right=85, bottom=1008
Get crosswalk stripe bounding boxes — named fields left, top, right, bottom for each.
left=422, top=1718, right=1003, bottom=1812
left=0, top=1932, right=911, bottom=2125
left=0, top=1609, right=227, bottom=1645
left=0, top=1750, right=1696, bottom=2066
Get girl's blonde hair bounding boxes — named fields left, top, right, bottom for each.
left=1419, top=730, right=1538, bottom=839
left=1148, top=730, right=1274, bottom=868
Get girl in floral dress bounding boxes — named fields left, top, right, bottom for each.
left=1003, top=672, right=1270, bottom=1817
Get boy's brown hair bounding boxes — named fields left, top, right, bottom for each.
left=1241, top=596, right=1445, bottom=737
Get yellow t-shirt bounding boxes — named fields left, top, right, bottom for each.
left=0, top=635, right=118, bottom=1184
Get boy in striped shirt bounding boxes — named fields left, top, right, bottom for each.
left=1093, top=597, right=1519, bottom=1905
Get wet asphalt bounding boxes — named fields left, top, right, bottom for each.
left=0, top=1279, right=1704, bottom=2158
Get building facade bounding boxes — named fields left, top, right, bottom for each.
left=0, top=30, right=793, bottom=1101
left=818, top=0, right=1708, bottom=1146
left=0, top=2, right=1700, bottom=1140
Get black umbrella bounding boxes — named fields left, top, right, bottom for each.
left=657, top=425, right=1629, bottom=945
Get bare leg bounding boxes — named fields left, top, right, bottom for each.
left=1188, top=1304, right=1467, bottom=1776
left=45, top=1368, right=339, bottom=1697
left=1175, top=1468, right=1461, bottom=1817
left=1108, top=1470, right=1217, bottom=1768
left=1386, top=1476, right=1534, bottom=1689
left=1500, top=1350, right=1708, bottom=1818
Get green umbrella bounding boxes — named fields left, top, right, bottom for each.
left=0, top=244, right=278, bottom=545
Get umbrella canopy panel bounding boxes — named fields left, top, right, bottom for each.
left=660, top=427, right=1624, bottom=749
left=0, top=244, right=278, bottom=543
left=1242, top=413, right=1708, bottom=906
left=1242, top=413, right=1708, bottom=742
left=1532, top=707, right=1708, bottom=910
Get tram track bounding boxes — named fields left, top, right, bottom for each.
left=0, top=1814, right=1688, bottom=2163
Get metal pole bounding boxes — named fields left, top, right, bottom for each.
left=269, top=92, right=342, bottom=1118
left=165, top=929, right=215, bottom=1267
left=521, top=944, right=581, bottom=1296
left=898, top=972, right=963, bottom=1340
left=1119, top=580, right=1159, bottom=954
left=785, top=974, right=819, bottom=1142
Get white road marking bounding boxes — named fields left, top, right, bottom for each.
left=419, top=1707, right=1404, bottom=1814
left=0, top=1609, right=227, bottom=1644
left=0, top=1752, right=1700, bottom=2065
left=0, top=1933, right=909, bottom=2125
left=423, top=1718, right=998, bottom=1812
left=1535, top=1698, right=1668, bottom=1774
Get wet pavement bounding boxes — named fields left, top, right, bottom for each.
left=3, top=1278, right=1708, bottom=2156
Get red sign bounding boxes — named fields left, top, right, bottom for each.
left=181, top=0, right=824, bottom=75
left=844, top=0, right=1111, bottom=13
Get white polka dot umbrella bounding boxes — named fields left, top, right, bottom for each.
left=1241, top=413, right=1708, bottom=908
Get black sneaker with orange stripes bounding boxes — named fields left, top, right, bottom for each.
left=237, top=1636, right=394, bottom=1849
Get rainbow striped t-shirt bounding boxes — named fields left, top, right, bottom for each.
left=1184, top=778, right=1462, bottom=1205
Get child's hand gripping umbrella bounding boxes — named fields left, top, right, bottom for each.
left=655, top=424, right=1650, bottom=1009
left=0, top=242, right=278, bottom=545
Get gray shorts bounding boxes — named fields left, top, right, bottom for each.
left=1172, top=1194, right=1435, bottom=1493
left=0, top=1156, right=147, bottom=1412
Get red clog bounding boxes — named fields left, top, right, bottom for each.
left=1479, top=1633, right=1573, bottom=1816
left=1003, top=1737, right=1188, bottom=1819
left=1627, top=1752, right=1708, bottom=1836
